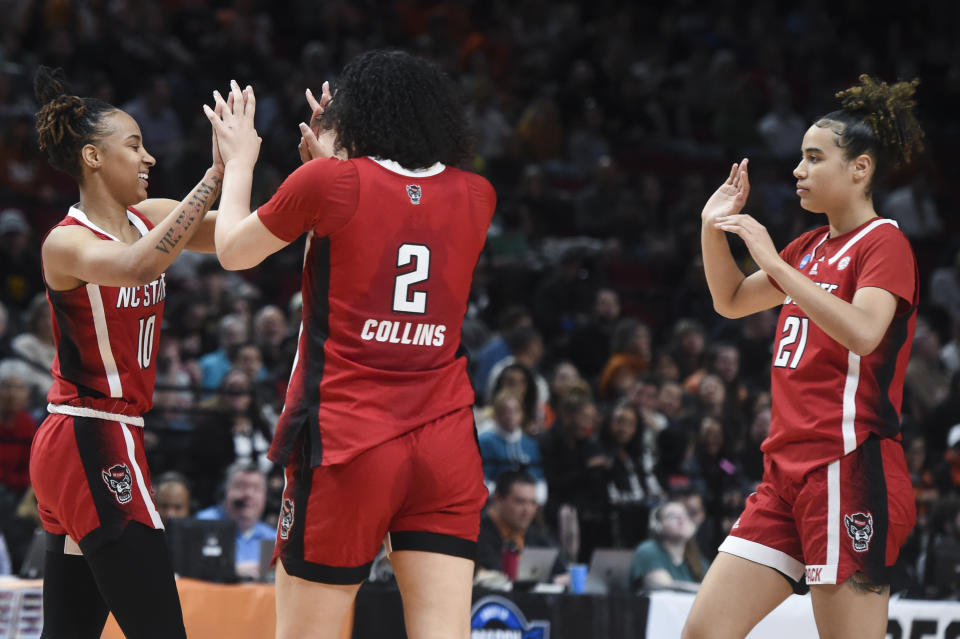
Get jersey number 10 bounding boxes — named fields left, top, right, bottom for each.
left=773, top=316, right=809, bottom=369
left=392, top=244, right=431, bottom=314
left=137, top=314, right=157, bottom=369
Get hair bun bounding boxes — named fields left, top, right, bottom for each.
left=835, top=74, right=924, bottom=166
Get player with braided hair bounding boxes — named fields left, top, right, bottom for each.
left=29, top=66, right=224, bottom=639
left=683, top=76, right=924, bottom=638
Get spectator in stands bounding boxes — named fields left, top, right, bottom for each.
left=154, top=472, right=192, bottom=526
left=9, top=293, right=54, bottom=402
left=629, top=499, right=709, bottom=593
left=199, top=313, right=249, bottom=390
left=0, top=208, right=42, bottom=314
left=540, top=388, right=608, bottom=560
left=476, top=471, right=565, bottom=585
left=484, top=362, right=543, bottom=436
left=543, top=360, right=586, bottom=429
left=486, top=325, right=549, bottom=410
left=906, top=316, right=950, bottom=424
left=0, top=359, right=36, bottom=495
left=568, top=288, right=621, bottom=383
left=478, top=390, right=546, bottom=500
left=471, top=305, right=533, bottom=393
left=601, top=401, right=664, bottom=546
left=196, top=461, right=275, bottom=579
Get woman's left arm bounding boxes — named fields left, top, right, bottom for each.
left=134, top=199, right=218, bottom=253
left=716, top=214, right=898, bottom=357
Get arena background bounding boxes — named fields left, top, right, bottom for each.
left=2, top=0, right=960, bottom=635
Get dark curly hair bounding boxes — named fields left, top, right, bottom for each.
left=34, top=65, right=118, bottom=182
left=319, top=49, right=472, bottom=169
left=815, top=74, right=925, bottom=194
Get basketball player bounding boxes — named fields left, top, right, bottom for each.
left=206, top=51, right=495, bottom=639
left=29, top=66, right=223, bottom=639
left=683, top=76, right=924, bottom=638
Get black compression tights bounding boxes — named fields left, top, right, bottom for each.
left=40, top=522, right=186, bottom=639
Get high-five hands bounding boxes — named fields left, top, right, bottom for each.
left=203, top=80, right=261, bottom=170
left=298, top=80, right=346, bottom=164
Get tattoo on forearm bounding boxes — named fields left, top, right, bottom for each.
left=154, top=174, right=222, bottom=253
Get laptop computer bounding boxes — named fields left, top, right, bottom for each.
left=165, top=518, right=237, bottom=583
left=586, top=548, right=635, bottom=594
left=515, top=547, right=559, bottom=583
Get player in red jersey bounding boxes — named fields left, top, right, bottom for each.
left=682, top=76, right=925, bottom=639
left=29, top=67, right=222, bottom=639
left=206, top=51, right=495, bottom=639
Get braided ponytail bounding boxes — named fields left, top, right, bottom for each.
left=814, top=74, right=925, bottom=194
left=34, top=66, right=117, bottom=181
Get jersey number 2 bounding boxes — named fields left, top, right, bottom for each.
left=773, top=316, right=809, bottom=369
left=137, top=314, right=156, bottom=369
left=392, top=244, right=430, bottom=314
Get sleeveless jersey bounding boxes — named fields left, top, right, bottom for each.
left=763, top=217, right=918, bottom=481
left=45, top=206, right=165, bottom=421
left=257, top=157, right=496, bottom=467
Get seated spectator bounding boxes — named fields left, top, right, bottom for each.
left=601, top=401, right=664, bottom=546
left=542, top=360, right=586, bottom=430
left=9, top=293, right=55, bottom=402
left=476, top=471, right=565, bottom=585
left=629, top=499, right=709, bottom=593
left=470, top=305, right=532, bottom=394
left=154, top=471, right=193, bottom=526
left=0, top=359, right=36, bottom=496
left=1, top=487, right=41, bottom=575
left=482, top=362, right=543, bottom=435
left=196, top=462, right=276, bottom=579
left=478, top=390, right=546, bottom=501
left=539, top=389, right=609, bottom=559
left=199, top=314, right=249, bottom=391
left=485, top=326, right=549, bottom=413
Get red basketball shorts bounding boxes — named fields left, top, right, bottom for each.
left=30, top=412, right=164, bottom=555
left=719, top=435, right=915, bottom=587
left=274, top=406, right=488, bottom=584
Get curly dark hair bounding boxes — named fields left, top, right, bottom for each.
left=319, top=49, right=472, bottom=169
left=34, top=65, right=118, bottom=182
left=815, top=74, right=925, bottom=194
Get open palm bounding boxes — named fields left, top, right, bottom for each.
left=702, top=158, right=750, bottom=223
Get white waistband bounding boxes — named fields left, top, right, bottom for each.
left=47, top=403, right=144, bottom=427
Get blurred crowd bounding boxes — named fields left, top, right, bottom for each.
left=1, top=0, right=960, bottom=596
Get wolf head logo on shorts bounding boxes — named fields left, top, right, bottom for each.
left=279, top=498, right=294, bottom=539
left=844, top=512, right=874, bottom=552
left=405, top=184, right=422, bottom=205
left=102, top=464, right=133, bottom=504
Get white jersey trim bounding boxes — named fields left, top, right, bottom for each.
left=369, top=157, right=446, bottom=177
left=827, top=218, right=898, bottom=266
left=841, top=352, right=861, bottom=455
left=47, top=403, right=144, bottom=427
left=86, top=284, right=123, bottom=397
left=67, top=206, right=149, bottom=239
left=718, top=536, right=804, bottom=582
left=121, top=423, right=164, bottom=529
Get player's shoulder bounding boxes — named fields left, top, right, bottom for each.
left=854, top=217, right=914, bottom=254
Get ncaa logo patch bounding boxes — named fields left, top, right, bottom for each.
left=844, top=512, right=874, bottom=552
left=102, top=463, right=133, bottom=504
left=837, top=256, right=851, bottom=270
left=279, top=498, right=294, bottom=539
left=799, top=253, right=812, bottom=269
left=405, top=184, right=422, bottom=205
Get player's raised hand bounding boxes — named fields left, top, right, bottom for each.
left=702, top=158, right=750, bottom=224
left=203, top=80, right=261, bottom=170
left=305, top=80, right=333, bottom=137
left=714, top=213, right=779, bottom=273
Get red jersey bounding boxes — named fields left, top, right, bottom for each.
left=44, top=207, right=165, bottom=422
left=258, top=157, right=496, bottom=467
left=763, top=217, right=918, bottom=481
